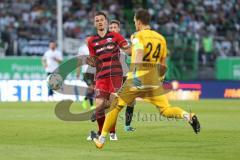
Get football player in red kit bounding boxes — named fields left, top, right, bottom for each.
left=87, top=11, right=130, bottom=140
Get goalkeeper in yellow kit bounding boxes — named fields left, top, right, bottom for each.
left=91, top=9, right=200, bottom=149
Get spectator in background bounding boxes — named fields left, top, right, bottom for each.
left=42, top=41, right=63, bottom=97
left=220, top=40, right=232, bottom=57
left=0, top=32, right=8, bottom=57
left=151, top=0, right=240, bottom=59
left=0, top=38, right=7, bottom=57
left=202, top=33, right=214, bottom=66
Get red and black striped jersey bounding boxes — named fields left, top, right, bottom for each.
left=87, top=31, right=128, bottom=79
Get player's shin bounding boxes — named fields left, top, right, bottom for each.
left=160, top=106, right=197, bottom=122
left=101, top=106, right=122, bottom=137
left=160, top=106, right=188, bottom=119
left=93, top=106, right=122, bottom=149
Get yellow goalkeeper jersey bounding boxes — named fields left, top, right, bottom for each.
left=128, top=29, right=167, bottom=88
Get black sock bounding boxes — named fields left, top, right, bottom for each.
left=89, top=98, right=94, bottom=106
left=125, top=106, right=134, bottom=126
left=87, top=92, right=94, bottom=106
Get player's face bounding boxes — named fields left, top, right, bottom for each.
left=134, top=16, right=140, bottom=31
left=109, top=23, right=120, bottom=33
left=49, top=42, right=56, bottom=50
left=94, top=15, right=107, bottom=31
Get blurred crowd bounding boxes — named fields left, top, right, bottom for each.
left=0, top=0, right=126, bottom=40
left=149, top=0, right=240, bottom=65
left=0, top=0, right=128, bottom=56
left=0, top=0, right=239, bottom=61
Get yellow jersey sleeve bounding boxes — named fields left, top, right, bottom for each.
left=131, top=33, right=144, bottom=52
left=130, top=33, right=144, bottom=78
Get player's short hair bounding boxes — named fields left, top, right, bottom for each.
left=95, top=11, right=107, bottom=19
left=110, top=20, right=120, bottom=26
left=49, top=40, right=56, bottom=43
left=135, top=9, right=151, bottom=25
left=49, top=40, right=56, bottom=45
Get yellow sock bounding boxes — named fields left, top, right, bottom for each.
left=101, top=106, right=122, bottom=137
left=160, top=106, right=188, bottom=119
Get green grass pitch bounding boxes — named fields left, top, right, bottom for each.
left=0, top=100, right=240, bottom=160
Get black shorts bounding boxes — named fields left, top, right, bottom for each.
left=83, top=73, right=95, bottom=86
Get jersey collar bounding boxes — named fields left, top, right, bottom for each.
left=96, top=30, right=110, bottom=38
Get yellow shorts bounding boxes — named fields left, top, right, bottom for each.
left=117, top=82, right=170, bottom=110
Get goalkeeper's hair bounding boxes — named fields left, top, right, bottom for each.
left=135, top=9, right=151, bottom=25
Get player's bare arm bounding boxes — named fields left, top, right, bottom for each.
left=86, top=56, right=96, bottom=67
left=121, top=44, right=132, bottom=55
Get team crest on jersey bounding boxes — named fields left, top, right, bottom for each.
left=107, top=38, right=112, bottom=42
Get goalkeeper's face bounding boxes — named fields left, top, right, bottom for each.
left=94, top=15, right=107, bottom=31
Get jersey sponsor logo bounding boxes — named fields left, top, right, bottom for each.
left=96, top=47, right=105, bottom=53
left=95, top=42, right=117, bottom=53
left=106, top=43, right=115, bottom=50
